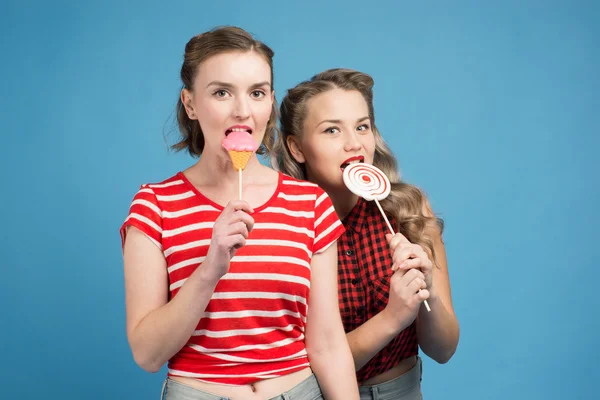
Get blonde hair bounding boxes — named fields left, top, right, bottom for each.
left=270, top=68, right=443, bottom=264
left=173, top=26, right=278, bottom=157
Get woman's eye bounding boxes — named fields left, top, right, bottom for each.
left=251, top=90, right=265, bottom=98
left=325, top=127, right=340, bottom=134
left=357, top=124, right=370, bottom=131
left=214, top=90, right=228, bottom=97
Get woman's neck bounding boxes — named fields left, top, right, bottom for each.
left=190, top=152, right=266, bottom=186
left=184, top=153, right=278, bottom=209
left=328, top=189, right=359, bottom=220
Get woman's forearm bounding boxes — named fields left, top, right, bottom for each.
left=416, top=290, right=460, bottom=363
left=346, top=309, right=414, bottom=370
left=308, top=340, right=360, bottom=400
left=129, top=267, right=219, bottom=372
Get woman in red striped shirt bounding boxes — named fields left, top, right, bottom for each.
left=271, top=68, right=460, bottom=399
left=120, top=28, right=359, bottom=400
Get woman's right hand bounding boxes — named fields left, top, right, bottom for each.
left=383, top=268, right=429, bottom=331
left=203, top=200, right=254, bottom=281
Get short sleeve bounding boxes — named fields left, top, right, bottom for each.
left=120, top=185, right=163, bottom=251
left=313, top=187, right=345, bottom=254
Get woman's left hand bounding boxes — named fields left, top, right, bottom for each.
left=386, top=233, right=433, bottom=290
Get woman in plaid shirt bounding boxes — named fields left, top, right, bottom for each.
left=270, top=68, right=460, bottom=399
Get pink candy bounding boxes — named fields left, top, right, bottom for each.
left=222, top=131, right=259, bottom=152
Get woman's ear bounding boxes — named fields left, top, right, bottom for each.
left=286, top=135, right=306, bottom=163
left=181, top=89, right=197, bottom=120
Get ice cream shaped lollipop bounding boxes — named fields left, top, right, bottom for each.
left=222, top=130, right=259, bottom=200
left=343, top=162, right=431, bottom=312
left=222, top=130, right=259, bottom=171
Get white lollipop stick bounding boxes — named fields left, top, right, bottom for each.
left=343, top=163, right=431, bottom=312
left=238, top=168, right=243, bottom=201
left=374, top=199, right=395, bottom=236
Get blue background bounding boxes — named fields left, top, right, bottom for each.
left=1, top=1, right=598, bottom=398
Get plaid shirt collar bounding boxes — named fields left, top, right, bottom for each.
left=343, top=197, right=368, bottom=234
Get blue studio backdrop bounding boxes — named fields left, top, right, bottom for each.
left=1, top=1, right=598, bottom=399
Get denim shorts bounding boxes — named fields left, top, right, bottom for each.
left=160, top=374, right=323, bottom=400
left=358, top=357, right=423, bottom=400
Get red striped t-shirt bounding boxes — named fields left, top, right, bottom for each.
left=120, top=171, right=344, bottom=385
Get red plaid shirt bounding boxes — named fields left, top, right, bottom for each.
left=338, top=197, right=418, bottom=383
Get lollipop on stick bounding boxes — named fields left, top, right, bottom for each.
left=343, top=162, right=431, bottom=312
left=222, top=130, right=259, bottom=200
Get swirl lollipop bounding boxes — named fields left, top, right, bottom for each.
left=343, top=162, right=393, bottom=231
left=343, top=162, right=391, bottom=200
left=343, top=163, right=431, bottom=312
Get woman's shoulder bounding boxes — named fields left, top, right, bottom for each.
left=130, top=172, right=189, bottom=202
left=140, top=172, right=184, bottom=189
left=278, top=171, right=317, bottom=186
left=277, top=171, right=322, bottom=194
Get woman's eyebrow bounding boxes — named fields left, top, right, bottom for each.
left=206, top=81, right=234, bottom=89
left=250, top=81, right=271, bottom=89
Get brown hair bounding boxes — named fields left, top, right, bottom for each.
left=172, top=26, right=278, bottom=157
left=271, top=68, right=444, bottom=264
